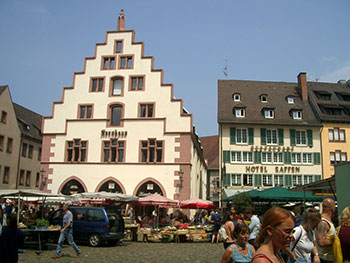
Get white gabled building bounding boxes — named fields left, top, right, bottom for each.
left=41, top=11, right=207, bottom=202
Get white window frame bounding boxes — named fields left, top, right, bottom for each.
left=231, top=151, right=242, bottom=163
left=233, top=94, right=241, bottom=102
left=264, top=109, right=274, bottom=119
left=292, top=175, right=302, bottom=186
left=260, top=95, right=268, bottom=103
left=295, top=130, right=307, bottom=146
left=287, top=97, right=294, bottom=104
left=273, top=152, right=284, bottom=164
left=266, top=129, right=278, bottom=145
left=293, top=110, right=302, bottom=120
left=243, top=174, right=253, bottom=186
left=292, top=152, right=302, bottom=164
left=304, top=175, right=313, bottom=184
left=302, top=153, right=313, bottom=165
left=235, top=108, right=245, bottom=118
left=231, top=174, right=242, bottom=186
left=263, top=174, right=273, bottom=186
left=242, top=151, right=253, bottom=163
left=274, top=175, right=284, bottom=186
left=262, top=152, right=273, bottom=164
left=236, top=128, right=248, bottom=144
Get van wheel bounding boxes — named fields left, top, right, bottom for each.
left=88, top=233, right=101, bottom=247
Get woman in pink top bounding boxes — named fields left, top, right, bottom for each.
left=223, top=211, right=235, bottom=250
left=339, top=206, right=350, bottom=263
left=251, top=207, right=295, bottom=263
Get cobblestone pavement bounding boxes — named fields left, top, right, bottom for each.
left=19, top=241, right=224, bottom=263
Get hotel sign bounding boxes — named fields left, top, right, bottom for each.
left=245, top=166, right=300, bottom=174
left=101, top=129, right=127, bottom=139
left=250, top=146, right=295, bottom=152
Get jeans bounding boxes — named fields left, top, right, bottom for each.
left=56, top=228, right=80, bottom=257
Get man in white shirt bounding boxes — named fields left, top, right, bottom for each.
left=244, top=207, right=260, bottom=249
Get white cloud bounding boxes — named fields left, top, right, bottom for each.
left=321, top=64, right=350, bottom=83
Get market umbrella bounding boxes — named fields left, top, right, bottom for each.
left=180, top=198, right=215, bottom=209
left=138, top=194, right=179, bottom=207
left=71, top=192, right=139, bottom=202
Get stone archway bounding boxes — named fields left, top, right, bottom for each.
left=133, top=177, right=166, bottom=197
left=59, top=177, right=86, bottom=195
left=95, top=177, right=125, bottom=193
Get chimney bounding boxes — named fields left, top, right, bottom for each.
left=117, top=10, right=125, bottom=31
left=297, top=72, right=308, bottom=102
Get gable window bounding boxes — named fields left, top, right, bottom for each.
left=79, top=105, right=93, bottom=119
left=90, top=78, right=104, bottom=92
left=232, top=93, right=241, bottom=102
left=266, top=129, right=278, bottom=145
left=263, top=174, right=273, bottom=186
left=328, top=128, right=345, bottom=142
left=103, top=139, right=125, bottom=162
left=25, top=171, right=31, bottom=186
left=140, top=139, right=164, bottom=163
left=234, top=108, right=245, bottom=118
left=6, top=138, right=13, bottom=153
left=1, top=111, right=7, bottom=123
left=139, top=104, right=154, bottom=118
left=236, top=128, right=248, bottom=144
left=292, top=110, right=302, bottom=120
left=3, top=166, right=10, bottom=184
left=287, top=97, right=294, bottom=104
left=264, top=109, right=274, bottom=119
left=111, top=77, right=123, bottom=96
left=260, top=94, right=268, bottom=103
left=0, top=135, right=3, bottom=151
left=330, top=151, right=347, bottom=165
left=102, top=57, right=116, bottom=70
left=130, top=76, right=144, bottom=91
left=28, top=145, right=33, bottom=159
left=318, top=104, right=342, bottom=115
left=110, top=105, right=122, bottom=126
left=295, top=130, right=307, bottom=145
left=314, top=90, right=331, bottom=100
left=115, top=40, right=123, bottom=53
left=19, top=170, right=25, bottom=185
left=22, top=143, right=28, bottom=157
left=66, top=139, right=88, bottom=163
left=119, top=55, right=133, bottom=69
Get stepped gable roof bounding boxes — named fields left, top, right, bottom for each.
left=0, top=85, right=8, bottom=95
left=13, top=103, right=42, bottom=141
left=307, top=81, right=350, bottom=123
left=199, top=135, right=219, bottom=169
left=218, top=79, right=321, bottom=127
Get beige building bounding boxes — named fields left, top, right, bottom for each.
left=218, top=73, right=323, bottom=202
left=41, top=11, right=207, bottom=201
left=0, top=85, right=43, bottom=190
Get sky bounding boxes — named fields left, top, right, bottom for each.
left=1, top=0, right=350, bottom=137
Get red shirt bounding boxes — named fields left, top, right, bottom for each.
left=339, top=226, right=350, bottom=260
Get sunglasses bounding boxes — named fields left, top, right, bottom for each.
left=275, top=228, right=295, bottom=236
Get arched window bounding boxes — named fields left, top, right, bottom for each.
left=135, top=180, right=163, bottom=197
left=97, top=180, right=123, bottom=193
left=111, top=105, right=122, bottom=126
left=61, top=179, right=85, bottom=195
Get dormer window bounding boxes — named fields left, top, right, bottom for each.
left=260, top=94, right=268, bottom=103
left=314, top=90, right=332, bottom=100
left=264, top=109, right=274, bottom=119
left=233, top=93, right=241, bottom=102
left=292, top=110, right=302, bottom=120
left=287, top=97, right=294, bottom=104
left=234, top=108, right=245, bottom=118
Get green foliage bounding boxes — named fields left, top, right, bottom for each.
left=231, top=193, right=252, bottom=214
left=36, top=219, right=49, bottom=228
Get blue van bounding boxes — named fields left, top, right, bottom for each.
left=47, top=206, right=124, bottom=246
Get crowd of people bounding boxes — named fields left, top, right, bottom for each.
left=217, top=198, right=350, bottom=263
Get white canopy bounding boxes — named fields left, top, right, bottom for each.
left=71, top=191, right=139, bottom=202
left=0, top=189, right=62, bottom=198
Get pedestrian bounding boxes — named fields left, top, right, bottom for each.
left=211, top=209, right=222, bottom=244
left=287, top=208, right=321, bottom=263
left=244, top=207, right=260, bottom=250
left=222, top=211, right=235, bottom=249
left=52, top=203, right=81, bottom=259
left=0, top=213, right=24, bottom=263
left=221, top=222, right=256, bottom=263
left=251, top=207, right=295, bottom=263
left=315, top=198, right=336, bottom=263
left=338, top=206, right=350, bottom=263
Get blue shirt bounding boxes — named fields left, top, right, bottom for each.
left=63, top=210, right=73, bottom=228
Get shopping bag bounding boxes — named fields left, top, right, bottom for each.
left=333, top=226, right=343, bottom=263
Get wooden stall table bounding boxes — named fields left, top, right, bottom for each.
left=175, top=229, right=188, bottom=243
left=23, top=226, right=60, bottom=254
left=124, top=223, right=139, bottom=241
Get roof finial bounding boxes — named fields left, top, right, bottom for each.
left=117, top=10, right=125, bottom=31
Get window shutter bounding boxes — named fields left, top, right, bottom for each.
left=254, top=151, right=261, bottom=164
left=278, top=129, right=284, bottom=146
left=284, top=152, right=291, bottom=164
left=307, top=130, right=313, bottom=147
left=230, top=128, right=236, bottom=145
left=254, top=174, right=262, bottom=187
left=223, top=151, right=230, bottom=163
left=314, top=175, right=322, bottom=181
left=285, top=174, right=292, bottom=187
left=248, top=128, right=254, bottom=145
left=223, top=173, right=230, bottom=187
left=260, top=128, right=266, bottom=145
left=313, top=152, right=321, bottom=164
left=290, top=129, right=296, bottom=146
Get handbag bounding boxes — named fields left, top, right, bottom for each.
left=333, top=226, right=343, bottom=263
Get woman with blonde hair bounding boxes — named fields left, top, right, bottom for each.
left=251, top=207, right=295, bottom=263
left=339, top=206, right=350, bottom=263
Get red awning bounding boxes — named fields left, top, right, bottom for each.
left=180, top=198, right=215, bottom=209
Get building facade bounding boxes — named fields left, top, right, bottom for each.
left=41, top=12, right=207, bottom=201
left=0, top=86, right=43, bottom=190
left=218, top=73, right=323, bottom=201
left=306, top=77, right=350, bottom=179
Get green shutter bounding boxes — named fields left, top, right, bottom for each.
left=254, top=151, right=261, bottom=164
left=223, top=173, right=230, bottom=187
left=248, top=128, right=254, bottom=145
left=314, top=175, right=322, bottom=181
left=284, top=152, right=291, bottom=164
left=307, top=130, right=313, bottom=147
left=223, top=151, right=230, bottom=163
left=254, top=174, right=262, bottom=187
left=278, top=129, right=284, bottom=146
left=230, top=128, right=236, bottom=145
left=260, top=128, right=266, bottom=145
left=285, top=174, right=292, bottom=187
left=313, top=152, right=321, bottom=164
left=290, top=129, right=296, bottom=146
